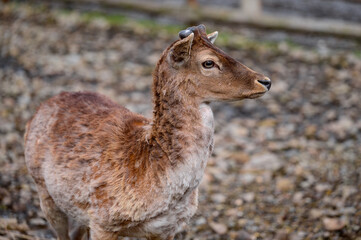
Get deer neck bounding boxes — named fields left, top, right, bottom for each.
left=150, top=64, right=215, bottom=169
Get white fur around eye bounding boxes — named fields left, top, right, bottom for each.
left=200, top=66, right=219, bottom=77
left=197, top=50, right=222, bottom=76
left=199, top=57, right=221, bottom=77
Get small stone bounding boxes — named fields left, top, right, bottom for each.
left=275, top=230, right=290, bottom=240
left=342, top=186, right=357, bottom=201
left=342, top=207, right=357, bottom=215
left=276, top=177, right=295, bottom=192
left=292, top=192, right=304, bottom=204
left=225, top=208, right=242, bottom=217
left=209, top=221, right=228, bottom=235
left=29, top=217, right=47, bottom=227
left=243, top=153, right=283, bottom=172
left=0, top=217, right=29, bottom=231
left=234, top=198, right=243, bottom=206
left=310, top=209, right=323, bottom=219
left=305, top=125, right=317, bottom=138
left=0, top=187, right=11, bottom=206
left=315, top=183, right=331, bottom=193
left=237, top=219, right=247, bottom=227
left=2, top=196, right=11, bottom=206
left=259, top=118, right=277, bottom=127
left=322, top=217, right=347, bottom=231
left=0, top=218, right=17, bottom=229
left=211, top=193, right=227, bottom=204
left=235, top=230, right=252, bottom=240
left=294, top=166, right=305, bottom=177
left=230, top=152, right=250, bottom=163
left=211, top=210, right=220, bottom=218
left=290, top=231, right=307, bottom=240
left=239, top=173, right=256, bottom=184
left=242, top=192, right=255, bottom=202
left=195, top=217, right=206, bottom=226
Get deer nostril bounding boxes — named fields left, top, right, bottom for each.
left=257, top=79, right=272, bottom=90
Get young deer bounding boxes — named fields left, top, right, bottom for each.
left=25, top=25, right=271, bottom=240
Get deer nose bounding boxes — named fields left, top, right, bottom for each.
left=257, top=78, right=271, bottom=90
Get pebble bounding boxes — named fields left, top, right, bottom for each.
left=290, top=231, right=307, bottom=240
left=234, top=198, right=244, bottom=206
left=292, top=192, right=304, bottom=205
left=322, top=217, right=347, bottom=231
left=230, top=152, right=250, bottom=164
left=275, top=230, right=290, bottom=240
left=29, top=218, right=47, bottom=227
left=209, top=221, right=228, bottom=235
left=211, top=193, right=227, bottom=204
left=225, top=208, right=242, bottom=217
left=339, top=207, right=356, bottom=215
left=195, top=217, right=207, bottom=226
left=341, top=186, right=357, bottom=200
left=310, top=209, right=323, bottom=219
left=315, top=183, right=331, bottom=193
left=239, top=173, right=256, bottom=184
left=234, top=230, right=252, bottom=240
left=242, top=153, right=283, bottom=172
left=276, top=177, right=295, bottom=192
left=0, top=217, right=29, bottom=231
left=242, top=192, right=255, bottom=203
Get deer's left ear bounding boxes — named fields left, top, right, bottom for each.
left=169, top=33, right=194, bottom=68
left=207, top=31, right=218, bottom=44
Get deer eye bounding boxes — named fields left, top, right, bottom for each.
left=202, top=60, right=215, bottom=69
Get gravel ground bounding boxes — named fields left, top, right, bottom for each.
left=1, top=3, right=361, bottom=240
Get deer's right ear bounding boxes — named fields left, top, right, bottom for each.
left=207, top=31, right=218, bottom=44
left=168, top=33, right=194, bottom=68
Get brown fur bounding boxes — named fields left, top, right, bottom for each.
left=24, top=25, right=270, bottom=240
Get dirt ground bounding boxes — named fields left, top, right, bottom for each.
left=0, top=3, right=360, bottom=240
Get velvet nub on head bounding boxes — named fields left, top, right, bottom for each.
left=179, top=29, right=193, bottom=39
left=178, top=25, right=207, bottom=39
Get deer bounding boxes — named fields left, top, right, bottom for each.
left=24, top=25, right=271, bottom=240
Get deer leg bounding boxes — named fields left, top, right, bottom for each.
left=37, top=186, right=70, bottom=240
left=70, top=224, right=89, bottom=240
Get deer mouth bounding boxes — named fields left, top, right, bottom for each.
left=247, top=91, right=267, bottom=99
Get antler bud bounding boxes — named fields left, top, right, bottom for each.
left=179, top=29, right=193, bottom=39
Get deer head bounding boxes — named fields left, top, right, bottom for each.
left=161, top=24, right=271, bottom=102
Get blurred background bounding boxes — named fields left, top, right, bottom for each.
left=0, top=0, right=360, bottom=239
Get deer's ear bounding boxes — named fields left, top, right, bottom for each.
left=169, top=33, right=194, bottom=68
left=207, top=31, right=218, bottom=44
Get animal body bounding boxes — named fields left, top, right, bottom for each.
left=24, top=25, right=271, bottom=240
